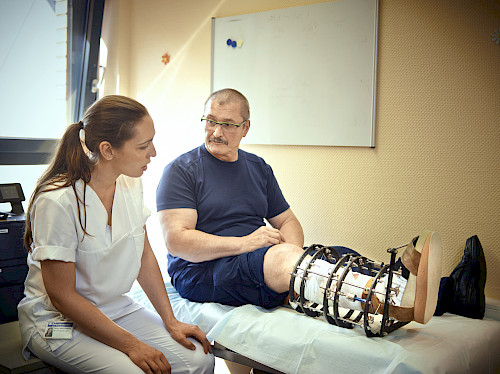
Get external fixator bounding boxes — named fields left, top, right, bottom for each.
left=288, top=244, right=411, bottom=337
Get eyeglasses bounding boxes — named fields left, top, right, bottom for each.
left=201, top=117, right=247, bottom=132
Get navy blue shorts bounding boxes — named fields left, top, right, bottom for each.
left=171, top=247, right=288, bottom=309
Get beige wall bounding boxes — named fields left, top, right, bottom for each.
left=102, top=0, right=500, bottom=300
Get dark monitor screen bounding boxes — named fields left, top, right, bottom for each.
left=0, top=183, right=25, bottom=203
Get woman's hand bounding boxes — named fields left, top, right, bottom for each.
left=165, top=319, right=212, bottom=354
left=125, top=340, right=171, bottom=374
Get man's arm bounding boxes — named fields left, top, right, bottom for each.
left=158, top=208, right=285, bottom=263
left=267, top=208, right=304, bottom=248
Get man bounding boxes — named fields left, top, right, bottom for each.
left=156, top=88, right=441, bottom=324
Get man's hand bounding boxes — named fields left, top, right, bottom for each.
left=242, top=226, right=285, bottom=251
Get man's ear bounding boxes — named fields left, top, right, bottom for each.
left=99, top=141, right=114, bottom=161
left=243, top=120, right=250, bottom=137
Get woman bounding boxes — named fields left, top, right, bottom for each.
left=18, top=95, right=214, bottom=373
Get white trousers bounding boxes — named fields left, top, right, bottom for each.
left=28, top=308, right=215, bottom=374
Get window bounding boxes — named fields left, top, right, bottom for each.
left=0, top=0, right=105, bottom=211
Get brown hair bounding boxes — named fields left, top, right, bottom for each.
left=24, top=95, right=149, bottom=250
left=204, top=88, right=250, bottom=121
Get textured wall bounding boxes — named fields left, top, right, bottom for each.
left=246, top=0, right=500, bottom=299
left=102, top=0, right=500, bottom=299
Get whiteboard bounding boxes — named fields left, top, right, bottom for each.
left=211, top=0, right=378, bottom=147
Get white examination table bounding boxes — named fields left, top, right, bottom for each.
left=131, top=280, right=500, bottom=374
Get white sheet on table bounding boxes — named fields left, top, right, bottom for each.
left=209, top=305, right=500, bottom=374
left=130, top=281, right=500, bottom=374
left=129, top=280, right=235, bottom=334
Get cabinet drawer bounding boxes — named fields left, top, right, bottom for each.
left=0, top=220, right=27, bottom=260
left=0, top=284, right=24, bottom=323
left=0, top=261, right=28, bottom=287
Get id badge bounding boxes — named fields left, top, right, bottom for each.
left=44, top=321, right=74, bottom=340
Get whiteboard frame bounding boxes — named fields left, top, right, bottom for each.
left=211, top=0, right=378, bottom=147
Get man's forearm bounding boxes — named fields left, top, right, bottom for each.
left=159, top=209, right=245, bottom=262
left=168, top=226, right=288, bottom=263
left=279, top=219, right=304, bottom=248
left=167, top=228, right=245, bottom=263
left=160, top=209, right=295, bottom=263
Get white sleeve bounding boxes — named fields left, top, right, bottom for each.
left=31, top=194, right=78, bottom=262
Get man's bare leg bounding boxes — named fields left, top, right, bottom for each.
left=263, top=243, right=305, bottom=293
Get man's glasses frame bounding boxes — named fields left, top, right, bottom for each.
left=201, top=117, right=247, bottom=131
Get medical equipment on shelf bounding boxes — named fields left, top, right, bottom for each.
left=289, top=243, right=411, bottom=337
left=0, top=183, right=25, bottom=218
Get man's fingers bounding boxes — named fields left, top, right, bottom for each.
left=279, top=231, right=286, bottom=242
left=264, top=227, right=284, bottom=243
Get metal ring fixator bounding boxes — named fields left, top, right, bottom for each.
left=298, top=247, right=328, bottom=317
left=362, top=262, right=390, bottom=336
left=324, top=254, right=380, bottom=329
left=289, top=244, right=318, bottom=313
left=289, top=244, right=339, bottom=316
left=290, top=243, right=412, bottom=337
left=363, top=245, right=411, bottom=337
left=323, top=254, right=353, bottom=327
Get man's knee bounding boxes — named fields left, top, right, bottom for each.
left=265, top=243, right=303, bottom=268
left=263, top=243, right=304, bottom=293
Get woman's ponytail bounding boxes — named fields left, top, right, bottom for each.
left=24, top=122, right=95, bottom=250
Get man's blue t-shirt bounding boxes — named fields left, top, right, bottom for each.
left=156, top=144, right=290, bottom=279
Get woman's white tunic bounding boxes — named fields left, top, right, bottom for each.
left=17, top=176, right=150, bottom=358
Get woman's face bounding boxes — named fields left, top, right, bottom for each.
left=111, top=114, right=157, bottom=178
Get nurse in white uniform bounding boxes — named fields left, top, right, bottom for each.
left=18, top=95, right=214, bottom=373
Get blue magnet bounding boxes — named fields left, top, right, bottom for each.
left=231, top=40, right=237, bottom=48
left=226, top=38, right=232, bottom=46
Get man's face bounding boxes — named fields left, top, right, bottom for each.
left=203, top=99, right=250, bottom=162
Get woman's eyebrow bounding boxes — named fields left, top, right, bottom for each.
left=137, top=137, right=154, bottom=146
